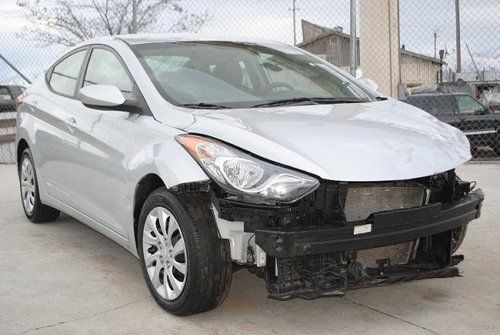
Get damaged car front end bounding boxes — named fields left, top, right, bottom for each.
left=19, top=35, right=486, bottom=315
left=175, top=133, right=484, bottom=300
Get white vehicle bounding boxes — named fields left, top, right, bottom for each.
left=16, top=34, right=484, bottom=316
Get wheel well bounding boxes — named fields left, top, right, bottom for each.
left=133, top=174, right=165, bottom=245
left=17, top=139, right=29, bottom=166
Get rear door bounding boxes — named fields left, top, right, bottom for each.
left=34, top=48, right=90, bottom=203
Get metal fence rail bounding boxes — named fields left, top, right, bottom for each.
left=0, top=0, right=498, bottom=162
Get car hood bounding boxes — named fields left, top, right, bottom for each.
left=181, top=99, right=471, bottom=181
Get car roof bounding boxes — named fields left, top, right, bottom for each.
left=78, top=33, right=289, bottom=47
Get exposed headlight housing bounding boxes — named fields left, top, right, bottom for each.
left=176, top=134, right=319, bottom=204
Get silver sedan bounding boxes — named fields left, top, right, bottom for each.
left=16, top=34, right=481, bottom=315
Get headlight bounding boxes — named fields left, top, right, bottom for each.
left=176, top=134, right=319, bottom=204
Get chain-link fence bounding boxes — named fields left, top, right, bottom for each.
left=0, top=85, right=18, bottom=164
left=1, top=0, right=498, bottom=163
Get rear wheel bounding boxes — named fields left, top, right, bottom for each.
left=137, top=188, right=232, bottom=316
left=19, top=149, right=60, bottom=223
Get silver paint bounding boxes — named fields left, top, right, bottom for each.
left=16, top=34, right=471, bottom=258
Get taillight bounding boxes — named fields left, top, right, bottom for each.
left=16, top=92, right=26, bottom=110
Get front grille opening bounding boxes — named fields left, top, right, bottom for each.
left=344, top=184, right=426, bottom=222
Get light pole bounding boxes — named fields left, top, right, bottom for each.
left=290, top=0, right=298, bottom=45
left=455, top=0, right=462, bottom=79
left=132, top=0, right=138, bottom=34
left=434, top=32, right=437, bottom=59
left=350, top=0, right=357, bottom=76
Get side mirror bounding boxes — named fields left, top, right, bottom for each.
left=355, top=69, right=379, bottom=92
left=79, top=84, right=125, bottom=108
left=358, top=77, right=379, bottom=92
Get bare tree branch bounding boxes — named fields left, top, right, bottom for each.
left=16, top=0, right=209, bottom=46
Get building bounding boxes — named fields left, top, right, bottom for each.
left=299, top=20, right=359, bottom=73
left=298, top=19, right=445, bottom=97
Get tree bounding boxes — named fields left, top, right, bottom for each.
left=17, top=0, right=209, bottom=46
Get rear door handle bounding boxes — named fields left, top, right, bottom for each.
left=64, top=117, right=78, bottom=132
left=65, top=117, right=77, bottom=126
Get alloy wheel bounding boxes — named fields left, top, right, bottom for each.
left=142, top=207, right=187, bottom=300
left=20, top=157, right=36, bottom=214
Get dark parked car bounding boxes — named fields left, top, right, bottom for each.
left=0, top=85, right=24, bottom=112
left=406, top=93, right=499, bottom=155
left=1, top=85, right=24, bottom=162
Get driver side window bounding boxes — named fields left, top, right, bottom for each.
left=83, top=49, right=135, bottom=100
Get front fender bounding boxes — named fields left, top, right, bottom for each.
left=125, top=130, right=209, bottom=255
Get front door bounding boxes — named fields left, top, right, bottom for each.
left=59, top=47, right=144, bottom=237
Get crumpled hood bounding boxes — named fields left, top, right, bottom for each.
left=182, top=99, right=471, bottom=181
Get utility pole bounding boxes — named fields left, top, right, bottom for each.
left=349, top=0, right=357, bottom=76
left=455, top=0, right=462, bottom=79
left=433, top=32, right=437, bottom=58
left=132, top=0, right=138, bottom=34
left=289, top=0, right=298, bottom=45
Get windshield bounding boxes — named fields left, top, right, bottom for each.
left=133, top=41, right=372, bottom=109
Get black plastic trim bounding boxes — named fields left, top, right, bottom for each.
left=255, top=189, right=484, bottom=258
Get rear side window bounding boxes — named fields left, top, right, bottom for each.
left=9, top=86, right=24, bottom=99
left=456, top=95, right=484, bottom=114
left=83, top=49, right=135, bottom=100
left=49, top=50, right=87, bottom=96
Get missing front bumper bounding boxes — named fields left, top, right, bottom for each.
left=258, top=189, right=483, bottom=300
left=266, top=254, right=465, bottom=300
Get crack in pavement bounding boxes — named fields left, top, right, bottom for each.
left=14, top=296, right=151, bottom=335
left=343, top=297, right=442, bottom=335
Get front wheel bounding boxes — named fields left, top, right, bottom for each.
left=451, top=224, right=468, bottom=254
left=137, top=188, right=232, bottom=316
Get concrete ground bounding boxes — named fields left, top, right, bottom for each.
left=0, top=163, right=498, bottom=335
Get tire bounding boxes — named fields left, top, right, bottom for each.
left=137, top=188, right=232, bottom=316
left=18, top=148, right=60, bottom=223
left=451, top=224, right=467, bottom=254
left=494, top=145, right=500, bottom=156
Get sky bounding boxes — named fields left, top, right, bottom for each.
left=0, top=0, right=498, bottom=85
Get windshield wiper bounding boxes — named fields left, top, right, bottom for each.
left=180, top=102, right=231, bottom=109
left=251, top=97, right=368, bottom=108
